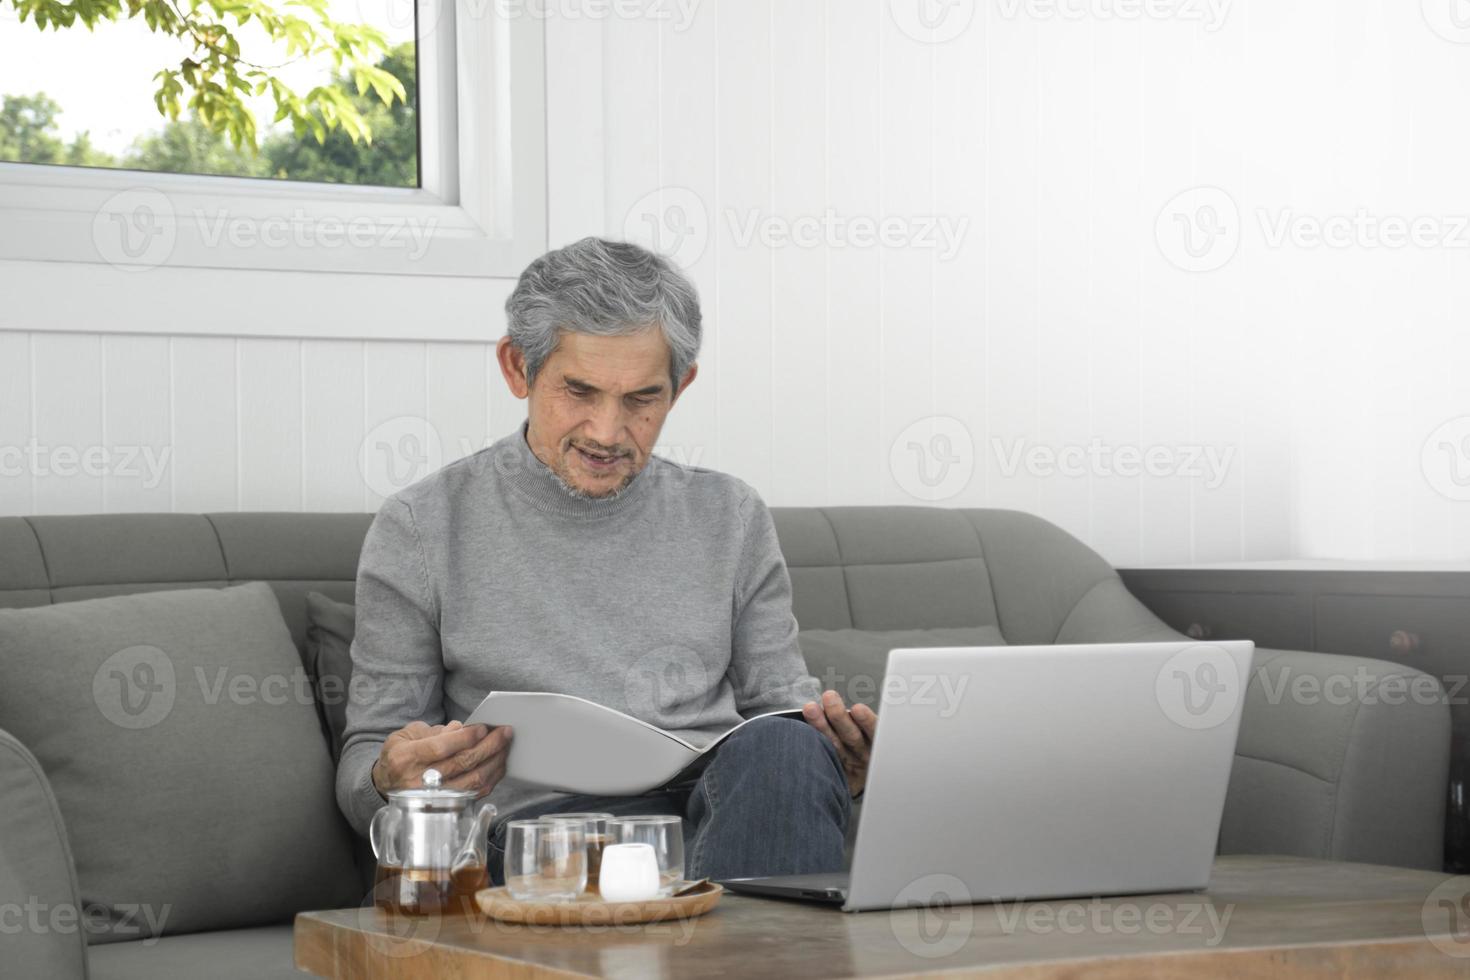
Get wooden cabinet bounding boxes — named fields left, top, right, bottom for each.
left=1314, top=594, right=1470, bottom=669
left=1118, top=564, right=1470, bottom=873
left=1118, top=584, right=1312, bottom=651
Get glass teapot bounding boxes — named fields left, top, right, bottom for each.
left=369, top=768, right=496, bottom=915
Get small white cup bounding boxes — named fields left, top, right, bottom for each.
left=596, top=843, right=661, bottom=902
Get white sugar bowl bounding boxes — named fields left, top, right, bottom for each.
left=597, top=843, right=661, bottom=902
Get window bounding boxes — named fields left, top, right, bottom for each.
left=0, top=0, right=419, bottom=187
left=0, top=0, right=546, bottom=284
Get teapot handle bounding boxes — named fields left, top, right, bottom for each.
left=451, top=802, right=497, bottom=873
left=369, top=804, right=400, bottom=866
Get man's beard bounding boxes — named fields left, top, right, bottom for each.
left=549, top=452, right=635, bottom=501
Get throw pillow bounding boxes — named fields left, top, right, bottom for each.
left=0, top=582, right=362, bottom=943
left=304, top=591, right=357, bottom=764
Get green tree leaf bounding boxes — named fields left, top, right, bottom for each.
left=5, top=0, right=409, bottom=151
left=1, top=42, right=417, bottom=188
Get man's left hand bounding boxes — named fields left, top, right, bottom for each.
left=801, top=690, right=877, bottom=797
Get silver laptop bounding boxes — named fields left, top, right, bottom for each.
left=720, top=640, right=1255, bottom=912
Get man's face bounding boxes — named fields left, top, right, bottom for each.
left=497, top=328, right=697, bottom=498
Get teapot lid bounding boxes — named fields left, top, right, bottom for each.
left=385, top=768, right=478, bottom=809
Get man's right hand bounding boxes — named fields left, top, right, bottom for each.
left=371, top=720, right=513, bottom=800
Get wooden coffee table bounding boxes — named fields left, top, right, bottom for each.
left=295, top=855, right=1470, bottom=978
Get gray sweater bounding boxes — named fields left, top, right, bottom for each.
left=336, top=420, right=820, bottom=834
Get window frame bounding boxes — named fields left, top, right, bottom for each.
left=0, top=1, right=546, bottom=283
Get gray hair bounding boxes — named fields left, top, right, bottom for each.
left=504, top=237, right=702, bottom=396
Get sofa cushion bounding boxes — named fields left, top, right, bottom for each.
left=22, top=514, right=226, bottom=592
left=304, top=591, right=358, bottom=763
left=88, top=924, right=301, bottom=980
left=0, top=582, right=362, bottom=943
left=0, top=727, right=88, bottom=977
left=797, top=626, right=1007, bottom=711
left=0, top=517, right=50, bottom=608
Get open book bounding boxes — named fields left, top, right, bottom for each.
left=464, top=691, right=804, bottom=796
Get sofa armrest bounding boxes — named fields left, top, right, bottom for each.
left=0, top=726, right=88, bottom=979
left=1219, top=648, right=1451, bottom=870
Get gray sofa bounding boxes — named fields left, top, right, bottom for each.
left=0, top=507, right=1451, bottom=979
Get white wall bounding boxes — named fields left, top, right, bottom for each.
left=3, top=0, right=1470, bottom=566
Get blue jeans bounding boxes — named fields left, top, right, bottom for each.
left=487, top=716, right=851, bottom=883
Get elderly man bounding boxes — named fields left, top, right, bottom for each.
left=337, top=237, right=876, bottom=881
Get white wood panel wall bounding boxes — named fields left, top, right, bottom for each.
left=4, top=0, right=1469, bottom=565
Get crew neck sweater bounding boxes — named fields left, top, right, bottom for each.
left=335, top=420, right=821, bottom=834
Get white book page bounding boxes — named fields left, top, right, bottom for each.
left=464, top=692, right=805, bottom=796
left=691, top=707, right=807, bottom=759
left=466, top=691, right=698, bottom=795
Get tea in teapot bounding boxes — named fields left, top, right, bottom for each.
left=369, top=768, right=496, bottom=915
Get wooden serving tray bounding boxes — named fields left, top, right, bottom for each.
left=475, top=881, right=723, bottom=926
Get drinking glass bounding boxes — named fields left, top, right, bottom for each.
left=503, top=819, right=587, bottom=901
left=545, top=812, right=614, bottom=892
left=608, top=815, right=684, bottom=896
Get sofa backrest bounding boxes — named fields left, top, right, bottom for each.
left=0, top=513, right=370, bottom=652
left=773, top=506, right=1183, bottom=644
left=0, top=506, right=1179, bottom=648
